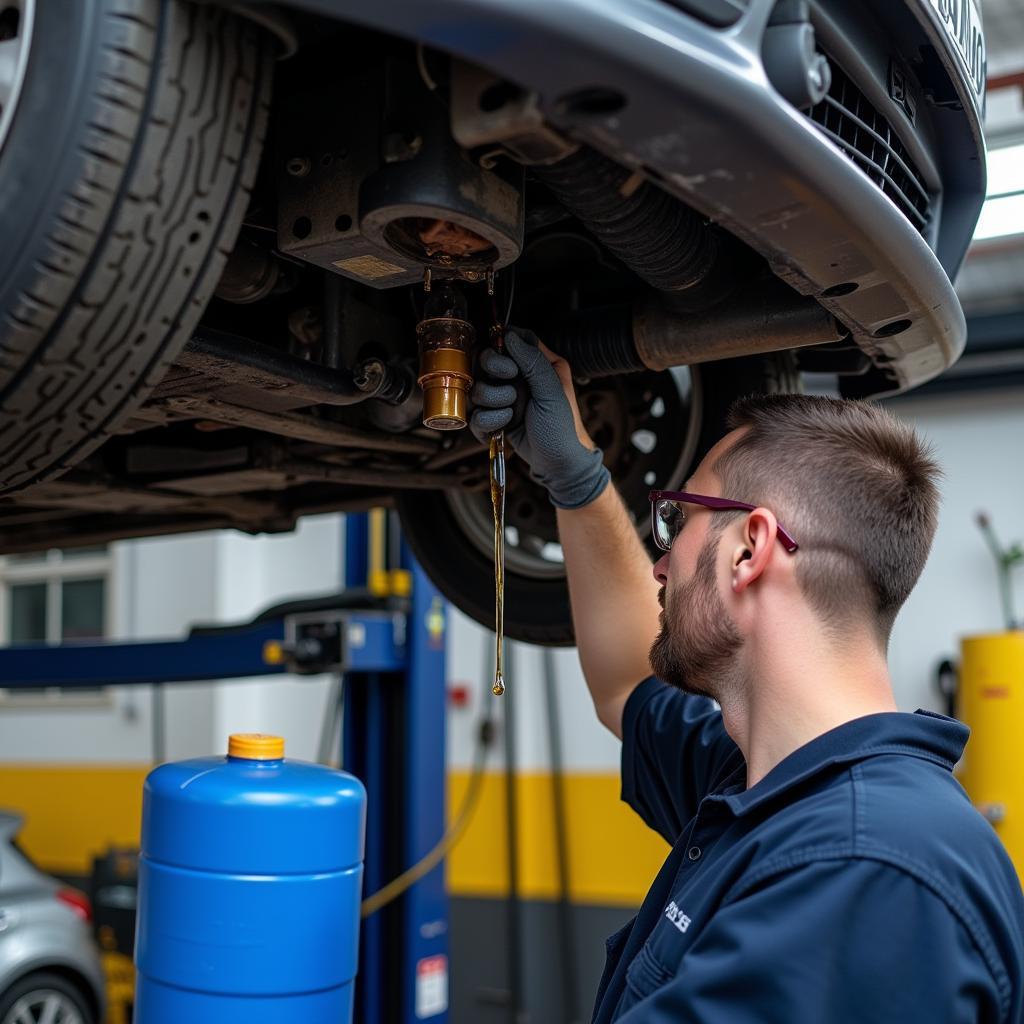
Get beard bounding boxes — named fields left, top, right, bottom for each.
left=649, top=531, right=743, bottom=701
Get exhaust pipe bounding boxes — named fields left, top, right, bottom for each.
left=544, top=286, right=845, bottom=378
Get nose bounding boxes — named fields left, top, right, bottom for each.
left=653, top=551, right=669, bottom=585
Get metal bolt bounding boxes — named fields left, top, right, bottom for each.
left=286, top=156, right=311, bottom=177
left=808, top=55, right=831, bottom=103
left=354, top=358, right=385, bottom=393
left=383, top=132, right=424, bottom=164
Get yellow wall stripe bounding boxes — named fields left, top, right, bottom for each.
left=447, top=770, right=666, bottom=906
left=0, top=764, right=149, bottom=874
left=1, top=765, right=667, bottom=906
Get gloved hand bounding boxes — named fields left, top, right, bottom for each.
left=470, top=327, right=610, bottom=510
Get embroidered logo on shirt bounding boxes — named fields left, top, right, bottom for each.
left=665, top=900, right=691, bottom=934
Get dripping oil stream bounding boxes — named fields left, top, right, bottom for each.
left=487, top=268, right=516, bottom=698
left=489, top=319, right=506, bottom=697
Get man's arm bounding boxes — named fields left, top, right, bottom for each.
left=557, top=483, right=662, bottom=738
left=540, top=346, right=662, bottom=737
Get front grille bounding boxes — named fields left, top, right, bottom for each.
left=805, top=63, right=931, bottom=233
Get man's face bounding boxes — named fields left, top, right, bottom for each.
left=649, top=434, right=744, bottom=701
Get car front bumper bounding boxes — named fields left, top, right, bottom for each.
left=260, top=0, right=987, bottom=394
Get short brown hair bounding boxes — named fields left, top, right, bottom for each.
left=712, top=394, right=941, bottom=646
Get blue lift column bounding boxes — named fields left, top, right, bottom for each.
left=343, top=512, right=450, bottom=1024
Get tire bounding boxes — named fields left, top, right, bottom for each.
left=398, top=353, right=801, bottom=646
left=0, top=0, right=273, bottom=494
left=689, top=351, right=802, bottom=464
left=0, top=970, right=97, bottom=1024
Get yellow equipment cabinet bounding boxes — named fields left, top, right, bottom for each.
left=957, top=631, right=1024, bottom=879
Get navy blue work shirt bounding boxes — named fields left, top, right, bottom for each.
left=594, top=676, right=1024, bottom=1023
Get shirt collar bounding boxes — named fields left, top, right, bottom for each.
left=710, top=710, right=969, bottom=818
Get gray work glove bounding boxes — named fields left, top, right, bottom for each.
left=469, top=327, right=610, bottom=510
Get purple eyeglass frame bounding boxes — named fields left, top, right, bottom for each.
left=649, top=489, right=800, bottom=553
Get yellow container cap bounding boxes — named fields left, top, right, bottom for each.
left=228, top=733, right=285, bottom=760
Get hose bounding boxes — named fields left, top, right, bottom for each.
left=533, top=147, right=745, bottom=309
left=545, top=307, right=639, bottom=378
left=360, top=660, right=497, bottom=919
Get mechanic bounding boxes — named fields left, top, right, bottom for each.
left=470, top=328, right=1024, bottom=1023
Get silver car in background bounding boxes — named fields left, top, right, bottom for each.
left=0, top=813, right=105, bottom=1024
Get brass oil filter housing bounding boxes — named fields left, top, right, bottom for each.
left=416, top=283, right=474, bottom=430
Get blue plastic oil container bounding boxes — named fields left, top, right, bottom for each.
left=134, top=733, right=366, bottom=1024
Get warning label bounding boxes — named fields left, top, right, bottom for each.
left=333, top=254, right=405, bottom=279
left=415, top=954, right=448, bottom=1018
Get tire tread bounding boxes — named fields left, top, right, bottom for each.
left=0, top=0, right=272, bottom=493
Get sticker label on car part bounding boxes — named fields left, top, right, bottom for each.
left=415, top=955, right=448, bottom=1018
left=333, top=254, right=405, bottom=279
left=926, top=0, right=986, bottom=103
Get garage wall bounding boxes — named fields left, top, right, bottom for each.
left=208, top=518, right=343, bottom=760
left=0, top=513, right=343, bottom=873
left=886, top=387, right=1024, bottom=710
left=127, top=532, right=220, bottom=762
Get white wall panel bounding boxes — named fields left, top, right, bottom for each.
left=210, top=514, right=343, bottom=762
left=0, top=532, right=220, bottom=763
left=0, top=517, right=343, bottom=765
left=887, top=389, right=1024, bottom=712
left=129, top=532, right=220, bottom=761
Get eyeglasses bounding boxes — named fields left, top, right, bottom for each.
left=649, top=489, right=800, bottom=554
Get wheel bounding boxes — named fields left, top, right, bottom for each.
left=0, top=970, right=96, bottom=1024
left=0, top=0, right=273, bottom=494
left=398, top=353, right=801, bottom=646
left=688, top=351, right=802, bottom=463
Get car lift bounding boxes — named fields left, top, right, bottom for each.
left=0, top=512, right=450, bottom=1024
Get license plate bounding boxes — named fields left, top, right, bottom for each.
left=925, top=0, right=986, bottom=110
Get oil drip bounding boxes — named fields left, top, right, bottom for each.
left=487, top=270, right=514, bottom=698
left=489, top=430, right=506, bottom=696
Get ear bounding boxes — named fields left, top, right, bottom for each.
left=731, top=508, right=778, bottom=593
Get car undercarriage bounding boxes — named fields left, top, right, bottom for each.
left=0, top=0, right=986, bottom=641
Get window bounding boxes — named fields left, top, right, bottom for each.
left=973, top=143, right=1024, bottom=242
left=0, top=547, right=113, bottom=706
